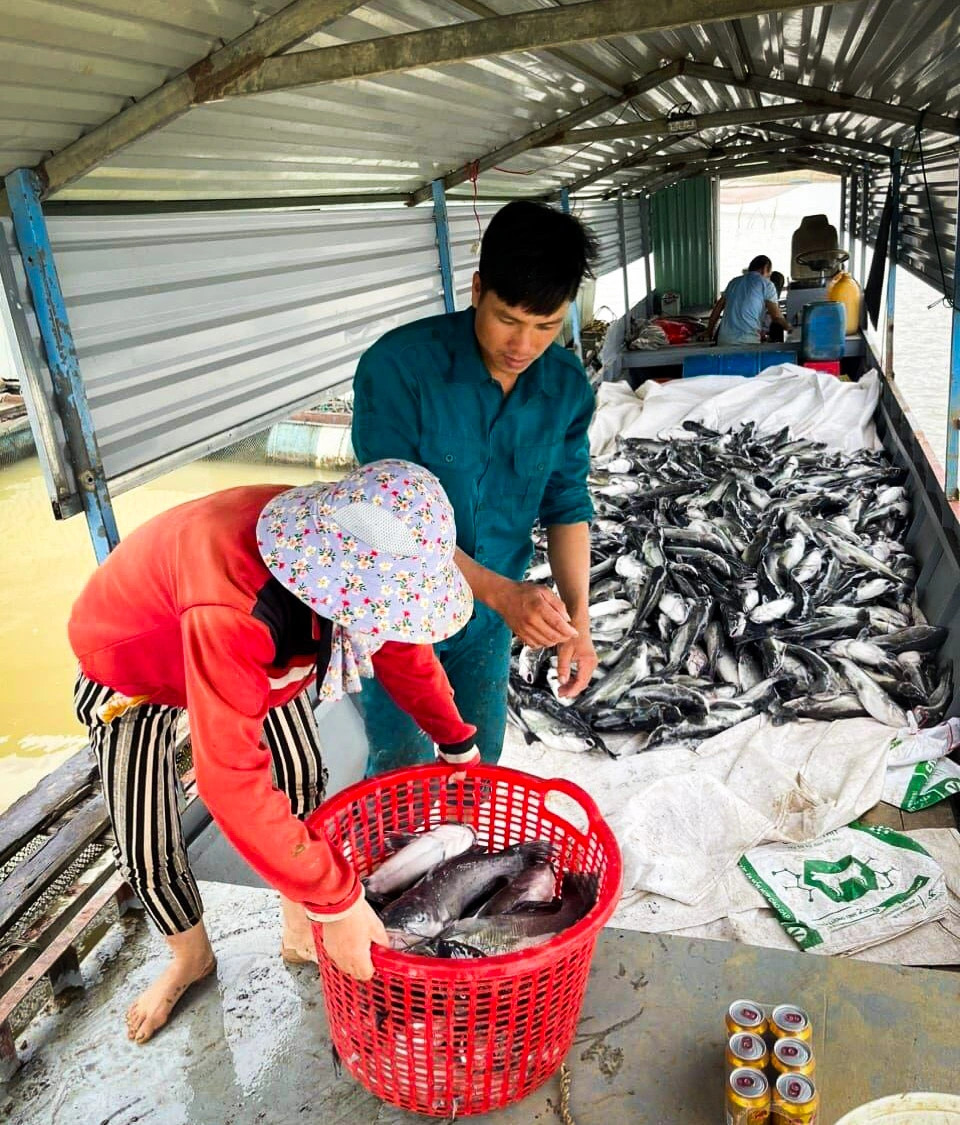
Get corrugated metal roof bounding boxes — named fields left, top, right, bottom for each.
left=1, top=0, right=958, bottom=204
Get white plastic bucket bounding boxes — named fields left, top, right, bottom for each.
left=836, top=1094, right=960, bottom=1124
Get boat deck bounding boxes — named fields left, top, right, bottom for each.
left=4, top=877, right=959, bottom=1125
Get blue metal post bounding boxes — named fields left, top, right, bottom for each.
left=559, top=188, right=583, bottom=359
left=885, top=149, right=901, bottom=379
left=4, top=167, right=119, bottom=563
left=946, top=153, right=960, bottom=500
left=430, top=178, right=456, bottom=314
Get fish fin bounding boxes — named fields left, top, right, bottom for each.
left=518, top=839, right=556, bottom=865
left=504, top=899, right=561, bottom=915
left=385, top=831, right=417, bottom=852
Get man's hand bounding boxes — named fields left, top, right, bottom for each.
left=556, top=628, right=598, bottom=698
left=492, top=581, right=578, bottom=648
left=320, top=898, right=388, bottom=981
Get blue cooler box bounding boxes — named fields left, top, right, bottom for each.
left=801, top=301, right=845, bottom=361
left=682, top=350, right=795, bottom=378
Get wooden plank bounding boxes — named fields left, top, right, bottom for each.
left=0, top=746, right=98, bottom=867
left=0, top=797, right=109, bottom=938
left=0, top=871, right=125, bottom=1027
left=901, top=802, right=959, bottom=830
left=859, top=802, right=904, bottom=831
left=0, top=851, right=115, bottom=997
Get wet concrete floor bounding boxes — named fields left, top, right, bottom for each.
left=4, top=880, right=959, bottom=1124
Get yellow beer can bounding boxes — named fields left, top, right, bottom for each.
left=727, top=1067, right=771, bottom=1124
left=771, top=1037, right=815, bottom=1079
left=771, top=1072, right=819, bottom=1124
left=727, top=1032, right=769, bottom=1073
left=726, top=999, right=768, bottom=1037
left=770, top=1004, right=812, bottom=1044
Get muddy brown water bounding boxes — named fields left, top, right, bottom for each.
left=0, top=456, right=320, bottom=812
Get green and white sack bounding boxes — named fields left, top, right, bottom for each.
left=883, top=756, right=960, bottom=812
left=739, top=823, right=948, bottom=955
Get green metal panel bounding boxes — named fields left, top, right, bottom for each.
left=650, top=176, right=718, bottom=309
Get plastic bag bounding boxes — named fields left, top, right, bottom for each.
left=882, top=756, right=960, bottom=812
left=886, top=717, right=960, bottom=767
left=739, top=823, right=948, bottom=955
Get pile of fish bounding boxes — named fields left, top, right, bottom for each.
left=510, top=422, right=951, bottom=756
left=364, top=823, right=598, bottom=958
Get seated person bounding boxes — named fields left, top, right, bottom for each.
left=707, top=256, right=791, bottom=344
left=766, top=271, right=787, bottom=342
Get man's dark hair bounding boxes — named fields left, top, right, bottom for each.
left=478, top=200, right=598, bottom=315
left=748, top=255, right=772, bottom=272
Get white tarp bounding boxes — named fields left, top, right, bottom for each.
left=589, top=366, right=882, bottom=457
left=500, top=717, right=960, bottom=964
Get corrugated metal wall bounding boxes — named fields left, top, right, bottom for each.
left=858, top=153, right=958, bottom=301
left=447, top=198, right=646, bottom=309
left=0, top=206, right=446, bottom=498
left=574, top=200, right=621, bottom=277
left=899, top=151, right=958, bottom=299
left=623, top=197, right=645, bottom=269
left=650, top=177, right=718, bottom=308
left=448, top=202, right=500, bottom=309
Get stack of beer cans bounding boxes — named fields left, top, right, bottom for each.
left=725, top=999, right=819, bottom=1123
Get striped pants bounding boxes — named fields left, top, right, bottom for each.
left=74, top=672, right=327, bottom=937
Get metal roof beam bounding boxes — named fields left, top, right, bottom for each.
left=220, top=0, right=831, bottom=98
left=681, top=60, right=960, bottom=137
left=641, top=139, right=813, bottom=166
left=407, top=61, right=679, bottom=206
left=556, top=105, right=838, bottom=196
left=761, top=122, right=894, bottom=159
left=37, top=0, right=368, bottom=199
left=535, top=101, right=823, bottom=145
left=451, top=0, right=622, bottom=95
left=637, top=153, right=849, bottom=194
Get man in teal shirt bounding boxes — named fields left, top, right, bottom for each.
left=352, top=200, right=598, bottom=769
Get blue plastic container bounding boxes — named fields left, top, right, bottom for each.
left=682, top=350, right=795, bottom=378
left=801, top=301, right=845, bottom=361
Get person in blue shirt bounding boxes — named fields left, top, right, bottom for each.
left=351, top=201, right=599, bottom=771
left=707, top=255, right=792, bottom=345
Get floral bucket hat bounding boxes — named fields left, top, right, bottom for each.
left=256, top=458, right=473, bottom=643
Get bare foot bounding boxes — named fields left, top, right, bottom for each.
left=280, top=895, right=318, bottom=965
left=126, top=928, right=216, bottom=1043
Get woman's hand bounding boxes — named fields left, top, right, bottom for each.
left=320, top=898, right=388, bottom=981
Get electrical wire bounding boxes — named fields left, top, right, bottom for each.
left=911, top=115, right=958, bottom=310
left=490, top=98, right=641, bottom=177
left=467, top=160, right=482, bottom=245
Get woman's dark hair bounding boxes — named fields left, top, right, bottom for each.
left=769, top=270, right=785, bottom=294
left=748, top=254, right=772, bottom=272
left=478, top=200, right=599, bottom=315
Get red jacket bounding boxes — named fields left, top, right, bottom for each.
left=69, top=484, right=476, bottom=920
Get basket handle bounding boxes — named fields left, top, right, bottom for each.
left=536, top=774, right=606, bottom=827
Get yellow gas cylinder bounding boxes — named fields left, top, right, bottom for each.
left=826, top=270, right=862, bottom=335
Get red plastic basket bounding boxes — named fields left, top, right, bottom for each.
left=306, top=763, right=622, bottom=1117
